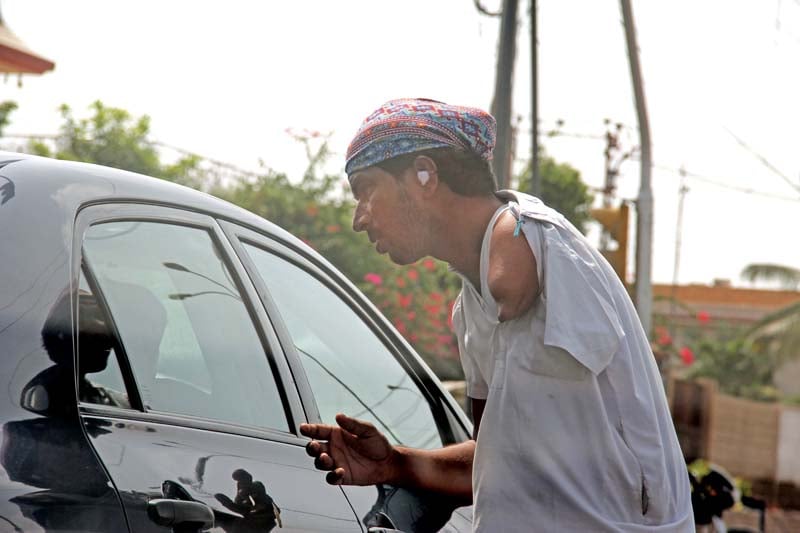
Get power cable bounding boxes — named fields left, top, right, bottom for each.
left=654, top=164, right=800, bottom=203
left=723, top=127, right=800, bottom=193
left=0, top=132, right=273, bottom=180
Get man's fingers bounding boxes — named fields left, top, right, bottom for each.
left=335, top=413, right=376, bottom=438
left=314, top=452, right=335, bottom=471
left=305, top=440, right=330, bottom=458
left=325, top=468, right=346, bottom=485
left=300, top=422, right=333, bottom=440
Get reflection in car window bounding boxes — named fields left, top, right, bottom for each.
left=77, top=269, right=131, bottom=408
left=82, top=221, right=288, bottom=431
left=243, top=243, right=442, bottom=449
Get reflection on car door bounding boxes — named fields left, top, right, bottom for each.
left=74, top=204, right=362, bottom=532
left=224, top=222, right=473, bottom=532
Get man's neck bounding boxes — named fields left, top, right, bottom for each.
left=429, top=193, right=503, bottom=290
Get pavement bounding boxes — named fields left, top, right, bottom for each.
left=724, top=507, right=800, bottom=532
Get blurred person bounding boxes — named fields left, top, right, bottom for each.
left=300, top=99, right=692, bottom=531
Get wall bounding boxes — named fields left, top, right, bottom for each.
left=777, top=406, right=800, bottom=486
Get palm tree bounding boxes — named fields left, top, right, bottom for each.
left=741, top=263, right=800, bottom=290
left=740, top=263, right=800, bottom=397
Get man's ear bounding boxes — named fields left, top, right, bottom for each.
left=413, top=155, right=439, bottom=191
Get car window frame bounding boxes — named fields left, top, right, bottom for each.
left=72, top=202, right=307, bottom=445
left=219, top=220, right=471, bottom=446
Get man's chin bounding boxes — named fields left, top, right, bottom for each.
left=387, top=250, right=418, bottom=266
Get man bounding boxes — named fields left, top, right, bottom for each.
left=300, top=98, right=693, bottom=531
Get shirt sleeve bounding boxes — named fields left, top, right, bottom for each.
left=452, top=292, right=489, bottom=399
left=538, top=223, right=625, bottom=375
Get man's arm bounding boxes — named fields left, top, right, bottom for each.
left=487, top=211, right=539, bottom=322
left=300, top=410, right=483, bottom=500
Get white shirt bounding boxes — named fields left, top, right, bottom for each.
left=452, top=191, right=693, bottom=532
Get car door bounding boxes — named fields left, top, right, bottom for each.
left=221, top=221, right=474, bottom=533
left=73, top=203, right=363, bottom=533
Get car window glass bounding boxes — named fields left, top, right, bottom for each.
left=78, top=269, right=131, bottom=409
left=242, top=243, right=442, bottom=449
left=82, top=221, right=288, bottom=431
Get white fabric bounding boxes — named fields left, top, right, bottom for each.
left=452, top=191, right=693, bottom=532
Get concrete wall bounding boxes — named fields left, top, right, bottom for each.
left=707, top=393, right=780, bottom=480
left=777, top=406, right=800, bottom=485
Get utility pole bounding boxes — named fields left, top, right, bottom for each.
left=620, top=0, right=653, bottom=336
left=529, top=0, right=541, bottom=197
left=490, top=0, right=519, bottom=189
left=671, top=169, right=689, bottom=289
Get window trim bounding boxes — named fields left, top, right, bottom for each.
left=220, top=220, right=471, bottom=446
left=72, top=202, right=305, bottom=438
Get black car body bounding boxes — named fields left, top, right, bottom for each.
left=0, top=153, right=473, bottom=532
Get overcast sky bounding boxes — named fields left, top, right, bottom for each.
left=3, top=0, right=800, bottom=287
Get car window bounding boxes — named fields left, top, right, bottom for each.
left=82, top=221, right=289, bottom=432
left=78, top=269, right=131, bottom=409
left=242, top=243, right=443, bottom=449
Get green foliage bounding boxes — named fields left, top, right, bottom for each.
left=16, top=103, right=597, bottom=381
left=214, top=133, right=464, bottom=379
left=515, top=151, right=594, bottom=232
left=0, top=100, right=18, bottom=137
left=28, top=101, right=203, bottom=188
left=741, top=263, right=800, bottom=290
left=687, top=338, right=781, bottom=402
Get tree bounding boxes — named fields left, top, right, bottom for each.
left=740, top=262, right=800, bottom=374
left=28, top=101, right=204, bottom=189
left=687, top=338, right=781, bottom=402
left=17, top=102, right=597, bottom=381
left=741, top=263, right=800, bottom=290
left=213, top=132, right=465, bottom=379
left=0, top=100, right=18, bottom=137
left=515, top=151, right=594, bottom=232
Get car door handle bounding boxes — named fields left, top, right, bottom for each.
left=147, top=498, right=215, bottom=530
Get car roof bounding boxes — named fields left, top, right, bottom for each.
left=0, top=150, right=317, bottom=257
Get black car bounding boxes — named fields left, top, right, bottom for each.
left=0, top=152, right=473, bottom=532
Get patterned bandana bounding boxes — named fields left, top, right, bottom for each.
left=344, top=98, right=497, bottom=177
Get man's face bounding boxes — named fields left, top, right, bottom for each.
left=350, top=165, right=427, bottom=265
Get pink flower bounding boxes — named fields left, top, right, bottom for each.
left=364, top=273, right=383, bottom=286
left=679, top=347, right=695, bottom=365
left=696, top=311, right=711, bottom=324
left=657, top=333, right=672, bottom=346
left=424, top=304, right=441, bottom=316
left=407, top=269, right=419, bottom=281
left=423, top=259, right=436, bottom=271
left=395, top=276, right=406, bottom=288
left=325, top=224, right=341, bottom=233
left=396, top=293, right=413, bottom=308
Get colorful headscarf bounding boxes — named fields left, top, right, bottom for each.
left=344, top=98, right=497, bottom=177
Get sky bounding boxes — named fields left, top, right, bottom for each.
left=3, top=0, right=800, bottom=288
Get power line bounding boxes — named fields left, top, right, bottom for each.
left=724, top=127, right=800, bottom=193
left=0, top=132, right=272, bottom=180
left=655, top=164, right=800, bottom=203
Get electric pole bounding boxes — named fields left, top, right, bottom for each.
left=620, top=0, right=653, bottom=336
left=490, top=0, right=519, bottom=189
left=530, top=0, right=541, bottom=197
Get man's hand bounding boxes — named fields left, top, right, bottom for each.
left=300, top=413, right=400, bottom=486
